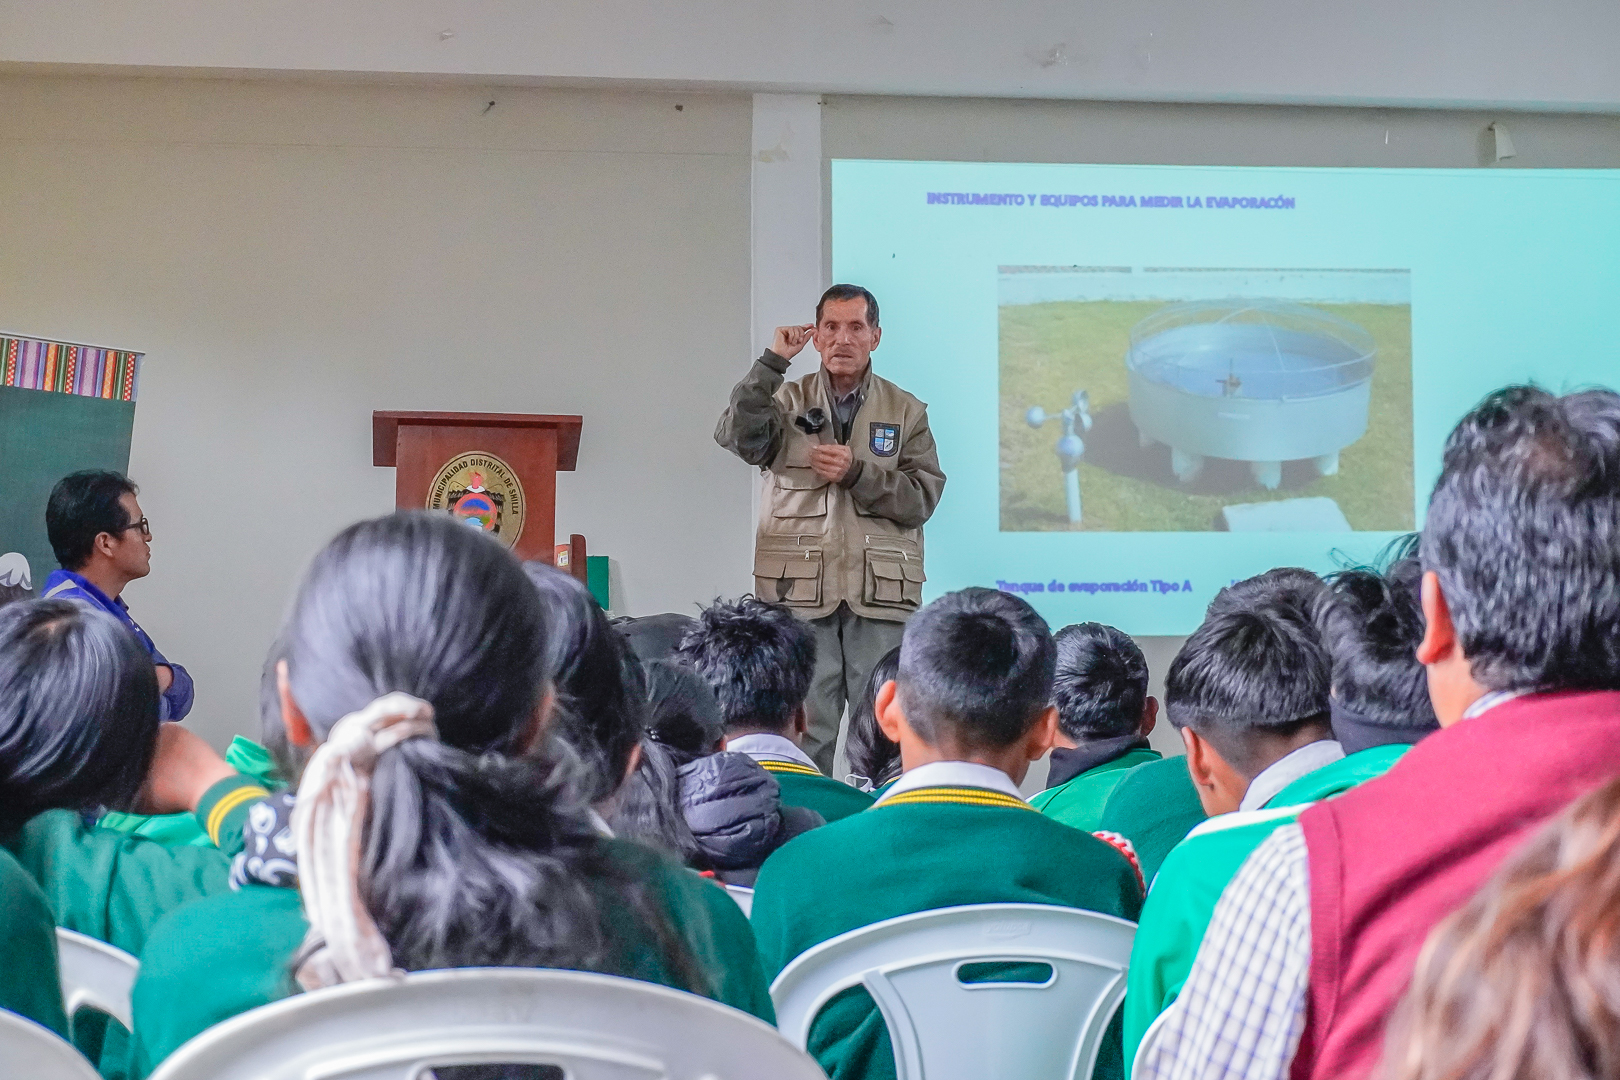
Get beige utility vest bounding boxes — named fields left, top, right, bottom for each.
left=754, top=369, right=928, bottom=623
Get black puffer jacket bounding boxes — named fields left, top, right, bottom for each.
left=678, top=752, right=824, bottom=886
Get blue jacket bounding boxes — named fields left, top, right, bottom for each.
left=41, top=569, right=194, bottom=721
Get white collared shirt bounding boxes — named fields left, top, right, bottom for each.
left=1238, top=739, right=1344, bottom=813
left=1463, top=687, right=1536, bottom=719
left=875, top=760, right=1026, bottom=805
left=725, top=732, right=820, bottom=772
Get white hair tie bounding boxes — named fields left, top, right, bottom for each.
left=290, top=691, right=438, bottom=990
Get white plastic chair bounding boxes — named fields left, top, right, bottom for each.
left=147, top=967, right=828, bottom=1080
left=771, top=903, right=1135, bottom=1080
left=56, top=928, right=139, bottom=1033
left=1130, top=1001, right=1177, bottom=1079
left=724, top=884, right=755, bottom=916
left=0, top=1008, right=102, bottom=1079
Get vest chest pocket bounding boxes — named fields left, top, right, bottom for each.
left=755, top=549, right=823, bottom=606
left=865, top=550, right=925, bottom=608
left=771, top=467, right=829, bottom=520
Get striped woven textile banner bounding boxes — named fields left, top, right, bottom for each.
left=1, top=334, right=142, bottom=402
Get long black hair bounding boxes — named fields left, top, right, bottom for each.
left=523, top=564, right=646, bottom=805
left=271, top=512, right=704, bottom=987
left=0, top=599, right=159, bottom=829
left=844, top=646, right=902, bottom=790
left=611, top=660, right=724, bottom=861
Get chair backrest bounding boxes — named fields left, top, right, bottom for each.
left=56, top=928, right=139, bottom=1033
left=1130, top=1001, right=1177, bottom=1079
left=771, top=903, right=1135, bottom=1080
left=147, top=968, right=827, bottom=1080
left=0, top=1008, right=103, bottom=1080
left=724, top=884, right=755, bottom=916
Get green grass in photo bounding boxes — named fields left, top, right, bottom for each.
left=1000, top=300, right=1414, bottom=532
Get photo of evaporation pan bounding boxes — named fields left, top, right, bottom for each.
left=1125, top=299, right=1377, bottom=490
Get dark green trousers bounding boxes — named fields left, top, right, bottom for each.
left=804, top=602, right=907, bottom=776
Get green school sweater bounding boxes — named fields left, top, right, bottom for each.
left=760, top=759, right=875, bottom=822
left=1095, top=757, right=1206, bottom=886
left=2, top=773, right=270, bottom=956
left=3, top=774, right=270, bottom=1080
left=1120, top=744, right=1409, bottom=1070
left=1032, top=747, right=1163, bottom=833
left=97, top=738, right=282, bottom=847
left=0, top=847, right=69, bottom=1037
left=126, top=838, right=774, bottom=1079
left=752, top=786, right=1145, bottom=1080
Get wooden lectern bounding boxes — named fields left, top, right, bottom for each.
left=372, top=411, right=582, bottom=568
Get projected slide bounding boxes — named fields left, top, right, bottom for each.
left=831, top=161, right=1619, bottom=633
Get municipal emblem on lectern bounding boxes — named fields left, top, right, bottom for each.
left=869, top=422, right=900, bottom=458
left=426, top=451, right=526, bottom=547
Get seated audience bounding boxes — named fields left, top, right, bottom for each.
left=1318, top=539, right=1440, bottom=754
left=751, top=588, right=1144, bottom=1080
left=613, top=659, right=822, bottom=885
left=0, top=599, right=261, bottom=957
left=1031, top=623, right=1160, bottom=832
left=1090, top=571, right=1322, bottom=887
left=524, top=562, right=648, bottom=812
left=1170, top=599, right=1339, bottom=820
left=1125, top=551, right=1437, bottom=1064
left=0, top=598, right=260, bottom=1069
left=127, top=514, right=773, bottom=1079
left=677, top=596, right=874, bottom=823
left=842, top=646, right=901, bottom=794
left=1383, top=772, right=1620, bottom=1080
left=42, top=470, right=193, bottom=720
left=1093, top=754, right=1205, bottom=886
left=1145, top=386, right=1620, bottom=1080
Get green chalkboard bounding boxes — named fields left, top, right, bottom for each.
left=0, top=385, right=136, bottom=586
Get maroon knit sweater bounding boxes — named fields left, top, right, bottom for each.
left=1293, top=690, right=1620, bottom=1080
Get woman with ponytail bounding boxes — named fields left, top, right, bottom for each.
left=127, top=514, right=772, bottom=1078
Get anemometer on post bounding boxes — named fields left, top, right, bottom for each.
left=1025, top=390, right=1093, bottom=526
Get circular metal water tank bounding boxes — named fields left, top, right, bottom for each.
left=1125, top=300, right=1376, bottom=487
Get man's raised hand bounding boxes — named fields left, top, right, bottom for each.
left=772, top=324, right=816, bottom=361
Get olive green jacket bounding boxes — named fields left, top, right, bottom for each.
left=716, top=351, right=946, bottom=622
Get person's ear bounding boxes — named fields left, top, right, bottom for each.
left=874, top=680, right=905, bottom=742
left=92, top=531, right=118, bottom=560
left=1180, top=726, right=1212, bottom=787
left=792, top=703, right=810, bottom=736
left=1140, top=696, right=1159, bottom=739
left=870, top=324, right=882, bottom=352
left=622, top=741, right=643, bottom=783
left=1417, top=571, right=1456, bottom=667
left=1027, top=704, right=1059, bottom=762
left=276, top=660, right=314, bottom=748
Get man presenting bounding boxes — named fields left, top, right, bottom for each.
left=42, top=469, right=194, bottom=720
left=717, top=284, right=946, bottom=774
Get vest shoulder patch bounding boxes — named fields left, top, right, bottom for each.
left=869, top=422, right=900, bottom=457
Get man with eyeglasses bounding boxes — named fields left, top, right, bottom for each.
left=42, top=469, right=193, bottom=720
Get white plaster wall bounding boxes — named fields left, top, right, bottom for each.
left=0, top=75, right=755, bottom=748
left=1, top=0, right=1618, bottom=111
